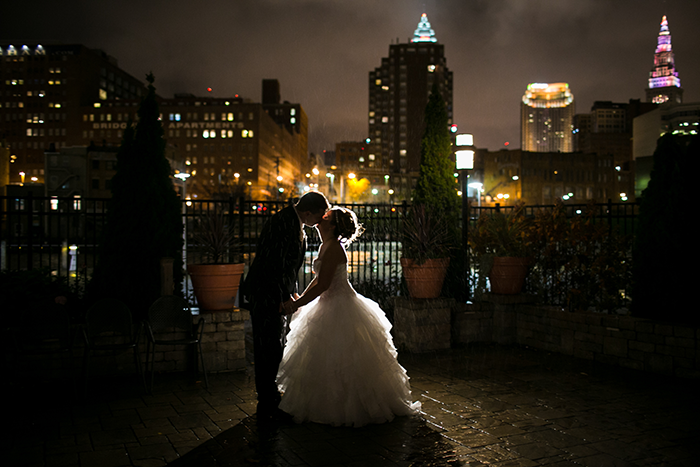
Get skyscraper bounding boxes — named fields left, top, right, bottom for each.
left=645, top=16, right=683, bottom=104
left=520, top=83, right=575, bottom=153
left=368, top=13, right=453, bottom=194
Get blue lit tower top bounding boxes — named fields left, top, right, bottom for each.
left=646, top=15, right=683, bottom=104
left=411, top=13, right=437, bottom=43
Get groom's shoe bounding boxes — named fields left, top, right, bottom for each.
left=256, top=405, right=293, bottom=425
left=271, top=408, right=294, bottom=423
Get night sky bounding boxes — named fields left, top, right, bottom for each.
left=3, top=0, right=698, bottom=154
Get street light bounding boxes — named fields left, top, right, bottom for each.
left=455, top=133, right=475, bottom=301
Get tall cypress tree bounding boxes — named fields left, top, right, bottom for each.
left=410, top=83, right=465, bottom=300
left=90, top=74, right=183, bottom=317
left=632, top=133, right=695, bottom=324
left=413, top=83, right=460, bottom=228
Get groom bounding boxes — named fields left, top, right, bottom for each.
left=240, top=191, right=329, bottom=419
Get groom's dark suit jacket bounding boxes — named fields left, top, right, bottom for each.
left=241, top=205, right=305, bottom=312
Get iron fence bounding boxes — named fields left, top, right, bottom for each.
left=1, top=195, right=638, bottom=311
left=468, top=200, right=639, bottom=236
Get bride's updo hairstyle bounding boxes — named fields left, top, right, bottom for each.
left=330, top=207, right=364, bottom=246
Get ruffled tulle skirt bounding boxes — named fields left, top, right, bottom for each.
left=277, top=286, right=420, bottom=427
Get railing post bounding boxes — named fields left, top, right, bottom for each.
left=27, top=192, right=33, bottom=270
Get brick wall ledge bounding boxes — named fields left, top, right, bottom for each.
left=452, top=297, right=700, bottom=379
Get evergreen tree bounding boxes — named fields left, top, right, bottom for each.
left=90, top=74, right=183, bottom=318
left=410, top=83, right=466, bottom=300
left=413, top=83, right=460, bottom=228
left=632, top=133, right=695, bottom=324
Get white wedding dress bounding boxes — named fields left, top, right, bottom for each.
left=277, top=259, right=421, bottom=427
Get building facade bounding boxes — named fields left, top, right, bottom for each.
left=368, top=13, right=453, bottom=197
left=573, top=100, right=656, bottom=202
left=645, top=16, right=683, bottom=104
left=0, top=44, right=147, bottom=184
left=521, top=83, right=575, bottom=153
left=0, top=44, right=308, bottom=199
left=80, top=90, right=308, bottom=200
left=474, top=148, right=617, bottom=206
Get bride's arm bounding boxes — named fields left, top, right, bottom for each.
left=290, top=243, right=345, bottom=311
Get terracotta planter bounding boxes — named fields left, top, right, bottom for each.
left=188, top=263, right=245, bottom=311
left=400, top=257, right=450, bottom=299
left=489, top=257, right=530, bottom=295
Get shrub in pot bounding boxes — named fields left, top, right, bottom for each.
left=188, top=211, right=244, bottom=311
left=470, top=205, right=533, bottom=295
left=400, top=204, right=452, bottom=299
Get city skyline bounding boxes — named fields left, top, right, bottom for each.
left=3, top=0, right=699, bottom=154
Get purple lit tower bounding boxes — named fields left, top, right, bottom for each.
left=645, top=15, right=683, bottom=104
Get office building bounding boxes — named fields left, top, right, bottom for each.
left=474, top=148, right=616, bottom=206
left=573, top=100, right=656, bottom=202
left=81, top=87, right=308, bottom=200
left=0, top=44, right=147, bottom=184
left=369, top=13, right=453, bottom=196
left=633, top=102, right=699, bottom=197
left=645, top=16, right=683, bottom=104
left=521, top=83, right=575, bottom=153
left=1, top=43, right=308, bottom=199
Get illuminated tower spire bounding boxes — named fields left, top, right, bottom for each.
left=646, top=15, right=683, bottom=104
left=411, top=13, right=437, bottom=43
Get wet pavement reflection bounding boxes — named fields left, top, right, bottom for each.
left=7, top=343, right=699, bottom=466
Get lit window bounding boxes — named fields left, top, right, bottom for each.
left=227, top=113, right=234, bottom=121
left=290, top=117, right=296, bottom=124
left=203, top=130, right=210, bottom=138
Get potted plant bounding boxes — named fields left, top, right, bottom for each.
left=187, top=210, right=244, bottom=311
left=400, top=204, right=452, bottom=299
left=470, top=204, right=533, bottom=295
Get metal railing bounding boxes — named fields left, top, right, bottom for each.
left=0, top=196, right=408, bottom=298
left=1, top=195, right=638, bottom=310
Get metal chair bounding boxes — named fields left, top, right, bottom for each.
left=145, top=295, right=208, bottom=392
left=82, top=298, right=145, bottom=394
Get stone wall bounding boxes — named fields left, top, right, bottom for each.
left=139, top=308, right=249, bottom=374
left=394, top=297, right=453, bottom=352
left=451, top=295, right=700, bottom=379
left=13, top=308, right=250, bottom=381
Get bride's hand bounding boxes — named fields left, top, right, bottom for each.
left=281, top=299, right=297, bottom=315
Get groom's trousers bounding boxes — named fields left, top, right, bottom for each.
left=250, top=305, right=284, bottom=411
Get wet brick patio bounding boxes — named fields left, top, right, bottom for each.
left=6, top=343, right=699, bottom=466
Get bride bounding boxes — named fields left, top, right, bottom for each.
left=277, top=207, right=421, bottom=427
